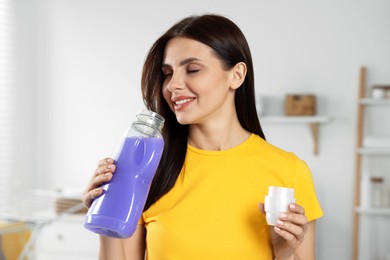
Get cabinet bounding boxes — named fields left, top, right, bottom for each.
left=352, top=67, right=390, bottom=260
left=34, top=215, right=99, bottom=260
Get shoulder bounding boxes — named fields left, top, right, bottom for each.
left=247, top=134, right=310, bottom=181
left=249, top=134, right=301, bottom=163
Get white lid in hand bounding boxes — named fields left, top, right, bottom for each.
left=264, top=186, right=296, bottom=225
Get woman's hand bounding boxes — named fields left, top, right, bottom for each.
left=81, top=158, right=116, bottom=208
left=258, top=203, right=309, bottom=260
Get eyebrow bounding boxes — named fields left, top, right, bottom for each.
left=162, top=57, right=200, bottom=68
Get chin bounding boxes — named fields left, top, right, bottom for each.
left=175, top=117, right=191, bottom=125
left=174, top=113, right=193, bottom=125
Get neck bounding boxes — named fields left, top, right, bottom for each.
left=188, top=115, right=250, bottom=151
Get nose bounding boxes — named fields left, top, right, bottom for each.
left=166, top=73, right=185, bottom=92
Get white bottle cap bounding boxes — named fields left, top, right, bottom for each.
left=264, top=186, right=296, bottom=226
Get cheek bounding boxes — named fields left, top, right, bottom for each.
left=201, top=74, right=230, bottom=96
left=162, top=85, right=170, bottom=101
left=162, top=86, right=173, bottom=108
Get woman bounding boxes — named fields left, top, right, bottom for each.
left=82, top=14, right=323, bottom=260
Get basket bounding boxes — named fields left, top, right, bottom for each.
left=284, top=94, right=316, bottom=116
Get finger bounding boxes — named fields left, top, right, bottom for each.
left=82, top=174, right=111, bottom=208
left=275, top=218, right=305, bottom=242
left=288, top=203, right=305, bottom=215
left=96, top=171, right=113, bottom=185
left=81, top=187, right=103, bottom=208
left=285, top=204, right=308, bottom=233
left=258, top=203, right=265, bottom=214
left=83, top=169, right=114, bottom=194
left=277, top=211, right=308, bottom=242
left=87, top=172, right=113, bottom=195
left=281, top=211, right=308, bottom=226
left=273, top=225, right=302, bottom=247
left=94, top=163, right=116, bottom=177
left=97, top=157, right=115, bottom=167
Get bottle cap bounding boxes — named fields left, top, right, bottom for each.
left=264, top=186, right=296, bottom=226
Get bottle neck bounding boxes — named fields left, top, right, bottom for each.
left=132, top=122, right=162, bottom=138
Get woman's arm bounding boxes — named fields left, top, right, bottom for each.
left=295, top=221, right=316, bottom=260
left=99, top=224, right=146, bottom=260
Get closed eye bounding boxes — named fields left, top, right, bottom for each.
left=162, top=68, right=173, bottom=79
left=187, top=69, right=199, bottom=74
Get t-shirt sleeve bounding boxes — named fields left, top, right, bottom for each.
left=138, top=215, right=145, bottom=225
left=293, top=159, right=324, bottom=222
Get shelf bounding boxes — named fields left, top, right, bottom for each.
left=352, top=67, right=390, bottom=260
left=261, top=115, right=330, bottom=123
left=358, top=147, right=390, bottom=155
left=260, top=116, right=331, bottom=155
left=355, top=207, right=390, bottom=216
left=360, top=98, right=390, bottom=106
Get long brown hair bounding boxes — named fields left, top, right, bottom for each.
left=141, top=14, right=265, bottom=210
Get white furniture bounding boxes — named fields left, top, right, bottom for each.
left=0, top=189, right=99, bottom=260
left=35, top=215, right=99, bottom=260
left=352, top=67, right=390, bottom=260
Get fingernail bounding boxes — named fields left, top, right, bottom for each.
left=277, top=220, right=284, bottom=226
left=106, top=158, right=113, bottom=163
left=289, top=204, right=296, bottom=209
left=274, top=226, right=281, bottom=232
left=280, top=213, right=287, bottom=219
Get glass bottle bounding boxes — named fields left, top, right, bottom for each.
left=359, top=172, right=371, bottom=208
left=371, top=176, right=384, bottom=208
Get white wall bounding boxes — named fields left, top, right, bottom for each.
left=14, top=0, right=390, bottom=259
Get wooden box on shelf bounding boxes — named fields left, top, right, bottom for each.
left=284, top=94, right=316, bottom=116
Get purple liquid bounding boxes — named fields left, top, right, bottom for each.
left=84, top=137, right=164, bottom=238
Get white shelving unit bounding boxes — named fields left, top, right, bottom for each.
left=358, top=147, right=390, bottom=155
left=261, top=115, right=331, bottom=155
left=360, top=98, right=390, bottom=106
left=35, top=214, right=99, bottom=260
left=355, top=207, right=390, bottom=216
left=261, top=115, right=330, bottom=124
left=352, top=67, right=390, bottom=260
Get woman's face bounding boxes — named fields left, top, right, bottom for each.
left=162, top=37, right=236, bottom=125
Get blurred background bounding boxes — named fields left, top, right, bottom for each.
left=1, top=0, right=390, bottom=259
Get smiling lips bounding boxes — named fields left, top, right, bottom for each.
left=172, top=97, right=195, bottom=111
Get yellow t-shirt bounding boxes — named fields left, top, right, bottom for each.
left=142, top=134, right=323, bottom=260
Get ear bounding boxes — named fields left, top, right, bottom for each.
left=230, top=62, right=247, bottom=90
